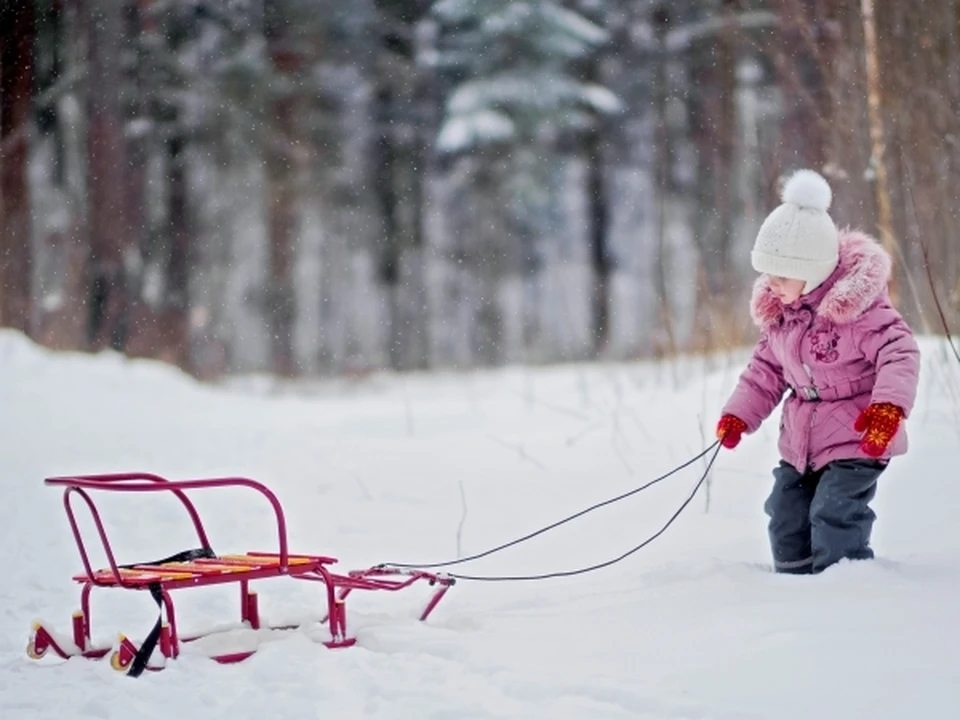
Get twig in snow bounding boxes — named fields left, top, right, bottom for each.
left=698, top=414, right=712, bottom=514
left=902, top=155, right=958, bottom=363
left=577, top=366, right=592, bottom=412
left=622, top=407, right=654, bottom=444
left=696, top=354, right=709, bottom=513
left=899, top=159, right=960, bottom=437
left=456, top=480, right=468, bottom=559
left=403, top=380, right=415, bottom=437
left=486, top=435, right=549, bottom=471
left=353, top=475, right=373, bottom=502
left=607, top=377, right=634, bottom=476
left=929, top=342, right=960, bottom=438
left=611, top=439, right=634, bottom=477
left=511, top=389, right=590, bottom=421
left=565, top=419, right=604, bottom=447
left=919, top=239, right=960, bottom=366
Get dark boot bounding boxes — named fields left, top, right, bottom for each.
left=809, top=458, right=885, bottom=573
left=764, top=461, right=817, bottom=574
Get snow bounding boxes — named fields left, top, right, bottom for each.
left=3, top=328, right=960, bottom=719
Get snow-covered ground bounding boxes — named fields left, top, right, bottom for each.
left=3, top=328, right=960, bottom=719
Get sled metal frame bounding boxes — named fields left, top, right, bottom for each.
left=28, top=472, right=453, bottom=672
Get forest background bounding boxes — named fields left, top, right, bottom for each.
left=1, top=0, right=958, bottom=380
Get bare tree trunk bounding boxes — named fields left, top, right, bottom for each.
left=869, top=0, right=960, bottom=332
left=32, top=0, right=87, bottom=350
left=0, top=0, right=35, bottom=334
left=371, top=6, right=433, bottom=372
left=402, top=108, right=431, bottom=371
left=771, top=0, right=834, bottom=171
left=264, top=31, right=302, bottom=378
left=585, top=126, right=611, bottom=356
left=467, top=153, right=508, bottom=366
left=123, top=0, right=164, bottom=362
left=860, top=0, right=898, bottom=303
left=701, top=0, right=739, bottom=349
left=84, top=0, right=131, bottom=351
left=570, top=3, right=613, bottom=358
left=652, top=6, right=676, bottom=358
left=953, top=0, right=960, bottom=311
left=159, top=134, right=192, bottom=369
left=372, top=81, right=403, bottom=369
left=265, top=124, right=299, bottom=378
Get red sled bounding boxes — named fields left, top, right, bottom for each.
left=27, top=472, right=453, bottom=675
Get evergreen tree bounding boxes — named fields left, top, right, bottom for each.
left=433, top=0, right=619, bottom=152
left=431, top=0, right=620, bottom=363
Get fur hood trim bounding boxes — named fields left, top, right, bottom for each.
left=750, top=228, right=891, bottom=329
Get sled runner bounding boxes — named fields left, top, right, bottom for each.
left=27, top=472, right=453, bottom=675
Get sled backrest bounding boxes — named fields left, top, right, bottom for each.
left=44, top=473, right=292, bottom=585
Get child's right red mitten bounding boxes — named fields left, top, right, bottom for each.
left=716, top=414, right=748, bottom=449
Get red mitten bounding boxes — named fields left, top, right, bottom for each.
left=716, top=414, right=748, bottom=449
left=853, top=402, right=904, bottom=457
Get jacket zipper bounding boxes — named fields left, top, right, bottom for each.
left=800, top=319, right=818, bottom=471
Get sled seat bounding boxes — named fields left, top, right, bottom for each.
left=72, top=553, right=339, bottom=588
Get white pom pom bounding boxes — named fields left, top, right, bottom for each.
left=781, top=169, right=832, bottom=211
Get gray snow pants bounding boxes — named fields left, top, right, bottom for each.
left=764, top=458, right=887, bottom=574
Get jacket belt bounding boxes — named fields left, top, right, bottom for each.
left=793, top=385, right=821, bottom=401
left=791, top=374, right=876, bottom=402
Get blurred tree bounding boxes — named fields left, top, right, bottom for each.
left=567, top=0, right=623, bottom=356
left=770, top=0, right=834, bottom=172
left=32, top=0, right=88, bottom=350
left=873, top=0, right=960, bottom=332
left=301, top=1, right=381, bottom=375
left=432, top=0, right=619, bottom=362
left=0, top=0, right=36, bottom=335
left=371, top=0, right=435, bottom=371
left=119, top=0, right=160, bottom=363
left=652, top=3, right=678, bottom=357
left=263, top=0, right=310, bottom=377
left=31, top=0, right=86, bottom=350
left=132, top=0, right=268, bottom=374
left=84, top=0, right=133, bottom=351
left=687, top=0, right=741, bottom=350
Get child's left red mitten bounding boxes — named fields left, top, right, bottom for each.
left=853, top=402, right=904, bottom=457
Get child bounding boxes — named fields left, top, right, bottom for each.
left=716, top=169, right=921, bottom=575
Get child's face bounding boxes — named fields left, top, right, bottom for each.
left=769, top=276, right=806, bottom=304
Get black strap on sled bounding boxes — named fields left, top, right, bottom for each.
left=122, top=547, right=216, bottom=678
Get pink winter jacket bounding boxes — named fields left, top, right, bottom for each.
left=722, top=229, right=921, bottom=472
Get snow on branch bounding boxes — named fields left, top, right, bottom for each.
left=664, top=10, right=778, bottom=53
left=541, top=3, right=609, bottom=46
left=447, top=72, right=620, bottom=116
left=438, top=110, right=516, bottom=153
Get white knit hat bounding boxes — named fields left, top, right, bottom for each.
left=751, top=169, right=839, bottom=295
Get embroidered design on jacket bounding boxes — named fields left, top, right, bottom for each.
left=809, top=325, right=840, bottom=364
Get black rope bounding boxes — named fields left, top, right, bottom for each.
left=123, top=547, right=216, bottom=678
left=441, top=442, right=722, bottom=581
left=381, top=440, right=722, bottom=581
